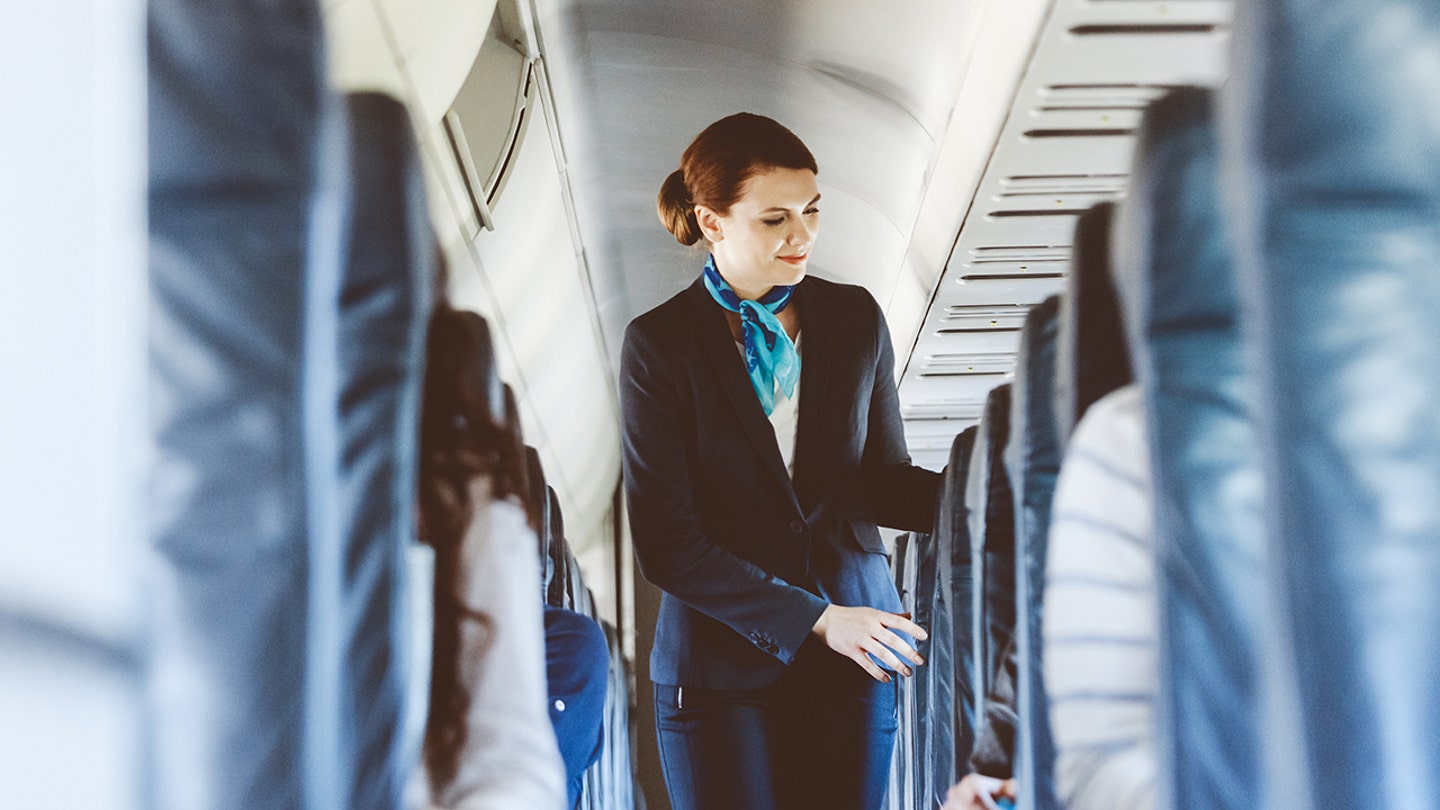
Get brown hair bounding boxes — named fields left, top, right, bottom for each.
left=417, top=304, right=533, bottom=790
left=657, top=112, right=818, bottom=246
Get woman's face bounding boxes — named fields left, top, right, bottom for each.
left=698, top=167, right=820, bottom=299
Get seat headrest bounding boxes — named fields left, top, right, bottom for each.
left=1056, top=203, right=1132, bottom=440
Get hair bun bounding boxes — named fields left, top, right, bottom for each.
left=657, top=168, right=702, bottom=246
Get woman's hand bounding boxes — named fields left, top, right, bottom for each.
left=810, top=604, right=926, bottom=682
left=941, top=774, right=1017, bottom=810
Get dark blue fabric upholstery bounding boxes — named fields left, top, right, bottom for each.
left=897, top=528, right=936, bottom=809
left=1056, top=202, right=1132, bottom=440
left=546, top=486, right=571, bottom=608
left=930, top=427, right=978, bottom=798
left=965, top=383, right=1015, bottom=776
left=578, top=621, right=639, bottom=809
left=1225, top=2, right=1440, bottom=806
left=1116, top=86, right=1264, bottom=810
left=894, top=531, right=922, bottom=807
left=302, top=92, right=433, bottom=810
left=147, top=0, right=323, bottom=805
left=1004, top=296, right=1062, bottom=810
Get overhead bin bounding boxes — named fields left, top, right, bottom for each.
left=1225, top=0, right=1440, bottom=806
left=1116, top=85, right=1263, bottom=810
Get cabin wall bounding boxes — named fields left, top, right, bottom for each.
left=322, top=0, right=625, bottom=625
left=1, top=1, right=148, bottom=807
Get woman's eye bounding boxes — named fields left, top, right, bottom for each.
left=804, top=207, right=820, bottom=216
left=763, top=217, right=784, bottom=226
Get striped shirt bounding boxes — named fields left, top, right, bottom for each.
left=1043, top=385, right=1155, bottom=810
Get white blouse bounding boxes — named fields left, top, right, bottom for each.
left=1044, top=386, right=1156, bottom=810
left=407, top=478, right=566, bottom=810
left=737, top=332, right=801, bottom=479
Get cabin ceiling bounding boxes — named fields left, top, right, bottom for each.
left=900, top=0, right=1233, bottom=468
left=534, top=0, right=1232, bottom=471
left=530, top=0, right=1045, bottom=367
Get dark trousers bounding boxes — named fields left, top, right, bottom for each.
left=654, top=638, right=899, bottom=810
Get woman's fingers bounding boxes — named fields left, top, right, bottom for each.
left=863, top=637, right=912, bottom=676
left=850, top=649, right=890, bottom=683
left=881, top=610, right=928, bottom=641
left=876, top=628, right=924, bottom=666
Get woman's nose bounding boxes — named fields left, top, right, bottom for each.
left=788, top=220, right=815, bottom=246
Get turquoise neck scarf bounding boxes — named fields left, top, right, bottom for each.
left=701, top=254, right=800, bottom=416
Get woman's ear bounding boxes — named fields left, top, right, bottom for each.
left=695, top=205, right=724, bottom=243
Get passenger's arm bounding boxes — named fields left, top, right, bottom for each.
left=435, top=490, right=566, bottom=810
left=860, top=296, right=943, bottom=532
left=620, top=322, right=828, bottom=664
left=1043, top=387, right=1156, bottom=810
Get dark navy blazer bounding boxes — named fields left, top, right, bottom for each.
left=621, top=273, right=942, bottom=690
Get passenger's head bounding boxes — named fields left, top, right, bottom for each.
left=417, top=304, right=521, bottom=790
left=657, top=112, right=821, bottom=296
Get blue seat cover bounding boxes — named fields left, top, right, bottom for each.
left=1116, top=86, right=1263, bottom=810
left=147, top=1, right=323, bottom=805
left=929, top=427, right=979, bottom=798
left=1226, top=1, right=1440, bottom=806
left=1004, top=296, right=1062, bottom=810
left=965, top=383, right=1015, bottom=773
left=1056, top=202, right=1132, bottom=441
left=303, top=92, right=433, bottom=810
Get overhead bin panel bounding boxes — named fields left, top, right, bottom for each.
left=529, top=0, right=1035, bottom=380
left=900, top=0, right=1232, bottom=449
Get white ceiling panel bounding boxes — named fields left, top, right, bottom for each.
left=528, top=0, right=1044, bottom=377
left=898, top=0, right=1232, bottom=455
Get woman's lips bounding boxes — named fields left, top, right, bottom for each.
left=778, top=253, right=808, bottom=265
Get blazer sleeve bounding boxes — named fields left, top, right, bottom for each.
left=620, top=320, right=829, bottom=665
left=861, top=296, right=943, bottom=533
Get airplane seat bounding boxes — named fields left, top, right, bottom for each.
left=545, top=485, right=571, bottom=608
left=927, top=427, right=980, bottom=802
left=908, top=525, right=940, bottom=807
left=306, top=90, right=435, bottom=808
left=524, top=446, right=554, bottom=601
left=502, top=384, right=532, bottom=504
left=472, top=315, right=507, bottom=431
left=1055, top=202, right=1133, bottom=441
left=891, top=530, right=921, bottom=808
left=1114, top=86, right=1264, bottom=810
left=147, top=0, right=326, bottom=804
left=1224, top=1, right=1440, bottom=805
left=577, top=620, right=640, bottom=809
left=1003, top=296, right=1063, bottom=810
left=964, top=383, right=1016, bottom=777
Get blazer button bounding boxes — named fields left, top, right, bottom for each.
left=789, top=520, right=805, bottom=535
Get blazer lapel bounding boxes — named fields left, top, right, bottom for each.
left=684, top=279, right=802, bottom=512
left=792, top=278, right=831, bottom=512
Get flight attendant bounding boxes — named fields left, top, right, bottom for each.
left=620, top=112, right=942, bottom=810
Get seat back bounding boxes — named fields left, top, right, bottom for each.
left=930, top=427, right=979, bottom=795
left=1115, top=86, right=1264, bottom=810
left=1226, top=1, right=1440, bottom=805
left=1056, top=202, right=1132, bottom=441
left=965, top=383, right=1015, bottom=758
left=1004, top=296, right=1063, bottom=810
left=303, top=91, right=435, bottom=810
left=147, top=1, right=323, bottom=804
